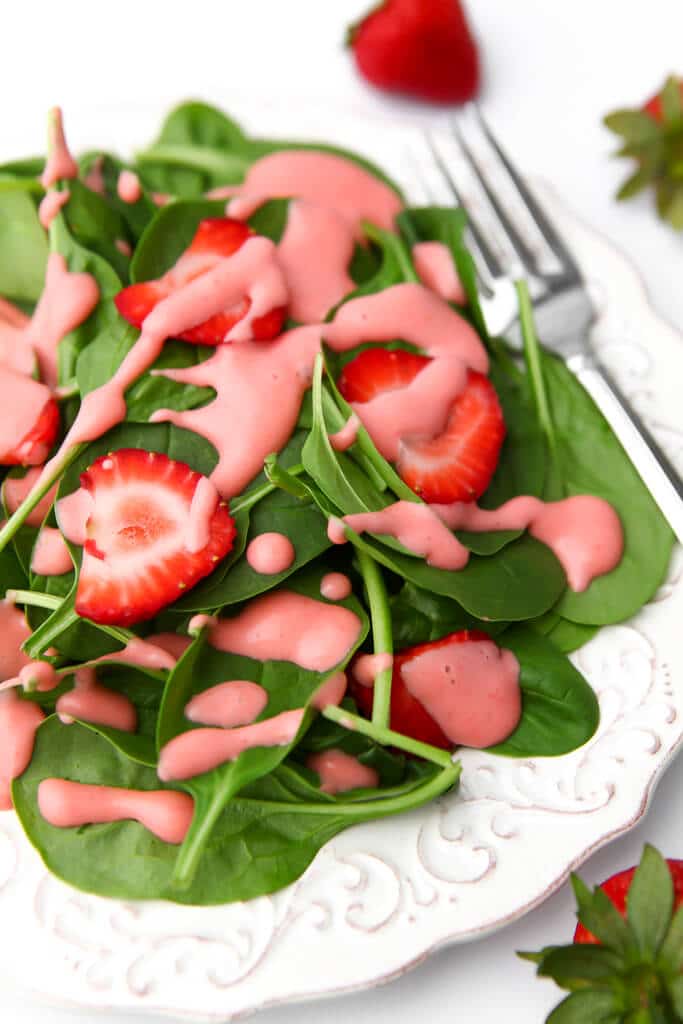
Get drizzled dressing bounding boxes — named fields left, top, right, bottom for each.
left=56, top=668, right=137, bottom=731
left=30, top=526, right=72, bottom=576
left=38, top=779, right=193, bottom=843
left=246, top=532, right=295, bottom=575
left=307, top=749, right=379, bottom=794
left=185, top=680, right=268, bottom=727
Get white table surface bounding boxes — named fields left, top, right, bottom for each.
left=2, top=1, right=683, bottom=1020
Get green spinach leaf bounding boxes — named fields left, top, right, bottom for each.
left=0, top=189, right=47, bottom=302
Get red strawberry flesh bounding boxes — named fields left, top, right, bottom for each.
left=339, top=347, right=505, bottom=504
left=114, top=217, right=286, bottom=345
left=75, top=448, right=236, bottom=626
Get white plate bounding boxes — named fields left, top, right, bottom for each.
left=0, top=102, right=682, bottom=1021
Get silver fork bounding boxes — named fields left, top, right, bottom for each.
left=418, top=103, right=683, bottom=543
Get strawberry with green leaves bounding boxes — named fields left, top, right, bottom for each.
left=604, top=75, right=683, bottom=230
left=521, top=845, right=683, bottom=1023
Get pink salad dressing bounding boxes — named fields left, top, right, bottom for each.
left=83, top=155, right=105, bottom=195
left=246, top=532, right=295, bottom=574
left=56, top=668, right=137, bottom=732
left=188, top=614, right=217, bottom=635
left=55, top=486, right=93, bottom=545
left=38, top=189, right=70, bottom=230
left=434, top=495, right=624, bottom=592
left=0, top=297, right=29, bottom=328
left=185, top=475, right=220, bottom=554
left=319, top=572, right=352, bottom=601
left=151, top=325, right=322, bottom=497
left=158, top=707, right=305, bottom=781
left=306, top=749, right=379, bottom=794
left=47, top=236, right=288, bottom=476
left=351, top=652, right=394, bottom=688
left=0, top=320, right=34, bottom=376
left=40, top=108, right=78, bottom=189
left=412, top=242, right=466, bottom=305
left=143, top=632, right=192, bottom=662
left=22, top=252, right=100, bottom=389
left=401, top=637, right=521, bottom=748
left=324, top=283, right=488, bottom=461
left=208, top=590, right=361, bottom=672
left=329, top=413, right=360, bottom=452
left=38, top=779, right=193, bottom=844
left=310, top=670, right=347, bottom=710
left=3, top=470, right=58, bottom=526
left=0, top=602, right=32, bottom=680
left=115, top=238, right=132, bottom=257
left=276, top=201, right=355, bottom=322
left=0, top=691, right=44, bottom=809
left=89, top=636, right=179, bottom=672
left=116, top=170, right=142, bottom=204
left=18, top=660, right=59, bottom=693
left=30, top=526, right=72, bottom=576
left=328, top=502, right=469, bottom=571
left=224, top=149, right=403, bottom=234
left=185, top=679, right=268, bottom=727
left=0, top=368, right=55, bottom=463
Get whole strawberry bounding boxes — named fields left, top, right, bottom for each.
left=604, top=75, right=683, bottom=230
left=347, top=0, right=480, bottom=105
left=521, top=845, right=683, bottom=1022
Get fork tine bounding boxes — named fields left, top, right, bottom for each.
left=470, top=104, right=581, bottom=280
left=424, top=131, right=505, bottom=281
left=452, top=115, right=539, bottom=276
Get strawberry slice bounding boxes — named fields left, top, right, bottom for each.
left=338, top=347, right=505, bottom=503
left=350, top=630, right=489, bottom=749
left=75, top=449, right=236, bottom=626
left=114, top=218, right=286, bottom=344
left=0, top=369, right=59, bottom=466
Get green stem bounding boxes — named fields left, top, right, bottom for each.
left=355, top=550, right=394, bottom=729
left=0, top=445, right=83, bottom=556
left=362, top=220, right=419, bottom=283
left=172, top=794, right=228, bottom=889
left=516, top=280, right=557, bottom=458
left=6, top=589, right=60, bottom=610
left=230, top=464, right=305, bottom=516
left=322, top=705, right=454, bottom=769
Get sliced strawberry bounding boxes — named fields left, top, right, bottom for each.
left=75, top=449, right=236, bottom=626
left=339, top=348, right=505, bottom=504
left=350, top=630, right=489, bottom=749
left=398, top=370, right=505, bottom=503
left=0, top=390, right=59, bottom=467
left=574, top=859, right=683, bottom=945
left=338, top=347, right=431, bottom=403
left=114, top=217, right=287, bottom=344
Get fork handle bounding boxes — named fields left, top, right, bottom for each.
left=567, top=351, right=683, bottom=544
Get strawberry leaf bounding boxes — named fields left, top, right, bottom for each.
left=627, top=844, right=674, bottom=958
left=616, top=169, right=653, bottom=200
left=667, top=975, right=683, bottom=1018
left=546, top=988, right=619, bottom=1024
left=660, top=76, right=683, bottom=126
left=536, top=944, right=624, bottom=990
left=603, top=110, right=661, bottom=144
left=571, top=875, right=634, bottom=955
left=658, top=904, right=683, bottom=974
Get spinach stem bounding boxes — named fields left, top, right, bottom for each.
left=322, top=705, right=454, bottom=769
left=362, top=220, right=419, bottom=284
left=230, top=464, right=305, bottom=516
left=355, top=550, right=394, bottom=730
left=172, top=795, right=227, bottom=889
left=7, top=589, right=60, bottom=610
left=0, top=445, right=83, bottom=556
left=10, top=589, right=136, bottom=651
left=516, top=280, right=557, bottom=458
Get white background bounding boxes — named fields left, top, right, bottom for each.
left=2, top=1, right=683, bottom=1020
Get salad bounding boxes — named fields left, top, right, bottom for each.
left=0, top=102, right=674, bottom=906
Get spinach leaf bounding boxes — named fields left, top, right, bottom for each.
left=135, top=101, right=252, bottom=195
left=156, top=565, right=370, bottom=887
left=76, top=325, right=214, bottom=420
left=541, top=352, right=675, bottom=625
left=390, top=581, right=507, bottom=648
left=488, top=626, right=599, bottom=757
left=79, top=152, right=156, bottom=243
left=0, top=189, right=48, bottom=302
left=49, top=212, right=123, bottom=385
left=60, top=179, right=131, bottom=281
left=173, top=485, right=331, bottom=610
left=13, top=718, right=455, bottom=904
left=545, top=618, right=599, bottom=653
